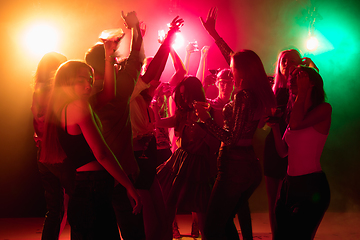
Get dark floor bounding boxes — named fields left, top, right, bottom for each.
left=0, top=212, right=359, bottom=240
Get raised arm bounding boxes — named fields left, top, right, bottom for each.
left=289, top=71, right=331, bottom=132
left=168, top=47, right=187, bottom=88
left=302, top=57, right=319, bottom=72
left=116, top=11, right=144, bottom=101
left=196, top=46, right=210, bottom=85
left=200, top=7, right=234, bottom=65
left=70, top=100, right=142, bottom=214
left=183, top=41, right=199, bottom=73
left=138, top=21, right=147, bottom=63
left=123, top=11, right=143, bottom=53
left=92, top=39, right=119, bottom=109
left=141, top=16, right=184, bottom=84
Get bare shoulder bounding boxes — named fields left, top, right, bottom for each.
left=67, top=100, right=93, bottom=122
left=314, top=102, right=332, bottom=116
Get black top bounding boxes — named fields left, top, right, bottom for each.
left=58, top=106, right=97, bottom=169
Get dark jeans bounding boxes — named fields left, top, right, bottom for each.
left=204, top=146, right=262, bottom=240
left=67, top=171, right=120, bottom=240
left=38, top=161, right=65, bottom=240
left=112, top=183, right=146, bottom=240
left=274, top=171, right=330, bottom=240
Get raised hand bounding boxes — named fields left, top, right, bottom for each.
left=169, top=16, right=184, bottom=31
left=164, top=16, right=184, bottom=45
left=296, top=70, right=312, bottom=95
left=193, top=101, right=211, bottom=122
left=302, top=57, right=319, bottom=72
left=139, top=21, right=147, bottom=37
left=200, top=46, right=210, bottom=57
left=158, top=30, right=166, bottom=44
left=200, top=7, right=219, bottom=38
left=186, top=41, right=200, bottom=54
left=101, top=36, right=122, bottom=58
left=121, top=11, right=139, bottom=29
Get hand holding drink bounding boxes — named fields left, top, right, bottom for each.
left=193, top=100, right=211, bottom=122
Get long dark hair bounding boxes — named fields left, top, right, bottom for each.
left=173, top=76, right=206, bottom=130
left=174, top=76, right=206, bottom=112
left=300, top=66, right=326, bottom=110
left=231, top=50, right=276, bottom=114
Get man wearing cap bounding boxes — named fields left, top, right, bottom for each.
left=207, top=68, right=235, bottom=126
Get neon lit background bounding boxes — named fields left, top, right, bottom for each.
left=0, top=0, right=359, bottom=217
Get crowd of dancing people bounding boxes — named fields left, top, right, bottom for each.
left=31, top=7, right=331, bottom=240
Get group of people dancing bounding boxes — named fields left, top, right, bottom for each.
left=31, top=7, right=331, bottom=240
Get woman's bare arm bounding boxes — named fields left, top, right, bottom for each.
left=68, top=100, right=142, bottom=214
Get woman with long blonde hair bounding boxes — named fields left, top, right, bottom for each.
left=32, top=52, right=68, bottom=240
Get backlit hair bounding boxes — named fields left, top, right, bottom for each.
left=273, top=49, right=302, bottom=94
left=231, top=50, right=276, bottom=113
left=40, top=60, right=94, bottom=164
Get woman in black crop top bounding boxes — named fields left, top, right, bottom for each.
left=196, top=7, right=276, bottom=240
left=40, top=56, right=142, bottom=239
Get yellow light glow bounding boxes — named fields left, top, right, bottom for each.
left=172, top=32, right=184, bottom=50
left=306, top=36, right=319, bottom=51
left=157, top=30, right=184, bottom=50
left=24, top=23, right=59, bottom=57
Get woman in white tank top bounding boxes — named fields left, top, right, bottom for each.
left=269, top=66, right=332, bottom=240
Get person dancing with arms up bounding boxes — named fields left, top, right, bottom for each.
left=85, top=11, right=146, bottom=240
left=40, top=59, right=142, bottom=240
left=130, top=16, right=184, bottom=240
left=40, top=12, right=142, bottom=240
left=196, top=7, right=276, bottom=240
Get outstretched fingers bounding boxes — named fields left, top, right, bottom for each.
left=171, top=16, right=184, bottom=29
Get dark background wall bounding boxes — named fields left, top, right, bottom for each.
left=0, top=0, right=359, bottom=217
